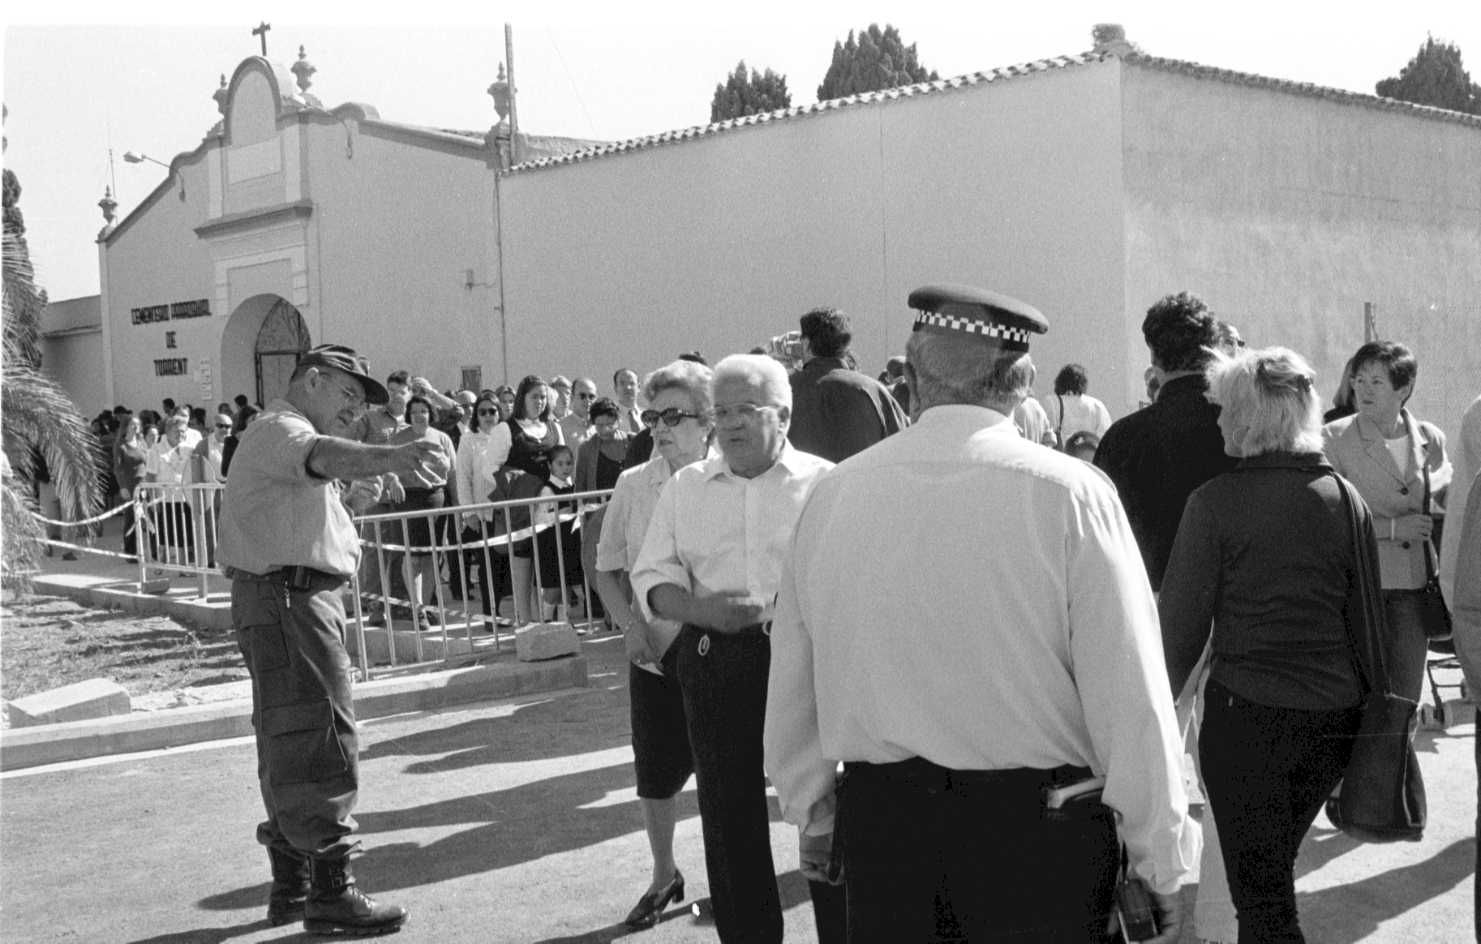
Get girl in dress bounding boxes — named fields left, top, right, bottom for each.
left=533, top=445, right=584, bottom=621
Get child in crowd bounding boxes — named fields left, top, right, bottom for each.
left=533, top=445, right=585, bottom=621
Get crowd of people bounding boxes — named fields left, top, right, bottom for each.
left=68, top=287, right=1480, bottom=941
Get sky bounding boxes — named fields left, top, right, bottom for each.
left=4, top=1, right=1479, bottom=303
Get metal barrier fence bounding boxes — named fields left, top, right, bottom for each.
left=348, top=488, right=613, bottom=676
left=133, top=481, right=223, bottom=598
left=132, top=480, right=614, bottom=678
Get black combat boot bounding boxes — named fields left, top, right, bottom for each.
left=267, top=846, right=310, bottom=927
left=304, top=855, right=407, bottom=936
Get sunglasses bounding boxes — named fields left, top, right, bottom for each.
left=215, top=423, right=233, bottom=430
left=575, top=392, right=597, bottom=400
left=641, top=408, right=705, bottom=428
left=476, top=408, right=500, bottom=416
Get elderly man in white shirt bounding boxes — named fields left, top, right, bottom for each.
left=631, top=353, right=841, bottom=944
left=145, top=414, right=199, bottom=563
left=764, top=284, right=1199, bottom=944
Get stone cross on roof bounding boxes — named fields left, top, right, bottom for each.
left=252, top=21, right=271, bottom=56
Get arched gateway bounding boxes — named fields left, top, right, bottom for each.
left=220, top=294, right=311, bottom=408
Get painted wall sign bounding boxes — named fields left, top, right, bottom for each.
left=154, top=357, right=189, bottom=376
left=131, top=299, right=211, bottom=324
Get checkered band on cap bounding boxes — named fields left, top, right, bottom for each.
left=913, top=309, right=1034, bottom=350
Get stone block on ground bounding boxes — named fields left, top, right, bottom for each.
left=515, top=621, right=580, bottom=662
left=7, top=678, right=131, bottom=728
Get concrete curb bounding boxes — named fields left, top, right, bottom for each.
left=31, top=572, right=233, bottom=632
left=0, top=656, right=588, bottom=772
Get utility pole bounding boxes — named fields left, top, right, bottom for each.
left=505, top=23, right=520, bottom=165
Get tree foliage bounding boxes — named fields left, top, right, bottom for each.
left=710, top=61, right=792, bottom=123
left=1375, top=35, right=1480, bottom=115
left=817, top=23, right=939, bottom=102
left=3, top=144, right=101, bottom=589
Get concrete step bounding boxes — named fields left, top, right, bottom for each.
left=6, top=678, right=131, bottom=728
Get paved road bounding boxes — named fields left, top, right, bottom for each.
left=2, top=633, right=1475, bottom=942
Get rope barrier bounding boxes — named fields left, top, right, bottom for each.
left=36, top=538, right=138, bottom=562
left=26, top=500, right=137, bottom=529
left=361, top=508, right=586, bottom=554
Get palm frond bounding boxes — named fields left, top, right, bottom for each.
left=1, top=363, right=103, bottom=521
left=2, top=477, right=44, bottom=591
left=3, top=229, right=44, bottom=369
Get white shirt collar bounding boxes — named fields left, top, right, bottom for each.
left=702, top=441, right=810, bottom=481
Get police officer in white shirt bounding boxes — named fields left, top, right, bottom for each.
left=764, top=285, right=1199, bottom=943
left=631, top=353, right=843, bottom=944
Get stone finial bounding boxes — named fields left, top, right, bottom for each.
left=1092, top=23, right=1136, bottom=57
left=98, top=186, right=117, bottom=224
left=292, top=45, right=317, bottom=94
left=488, top=62, right=511, bottom=122
left=212, top=74, right=229, bottom=115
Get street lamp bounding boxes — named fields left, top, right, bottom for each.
left=123, top=151, right=169, bottom=169
left=122, top=151, right=183, bottom=199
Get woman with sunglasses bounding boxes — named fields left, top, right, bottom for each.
left=593, top=359, right=715, bottom=930
left=455, top=391, right=512, bottom=627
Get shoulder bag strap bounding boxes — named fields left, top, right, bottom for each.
left=1056, top=395, right=1066, bottom=448
left=1418, top=428, right=1440, bottom=580
left=1332, top=471, right=1393, bottom=696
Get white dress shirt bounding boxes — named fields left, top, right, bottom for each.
left=1042, top=392, right=1113, bottom=442
left=763, top=404, right=1198, bottom=896
left=630, top=444, right=834, bottom=626
left=1012, top=396, right=1055, bottom=445
left=148, top=439, right=195, bottom=501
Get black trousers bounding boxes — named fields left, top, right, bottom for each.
left=838, top=757, right=1118, bottom=943
left=1199, top=677, right=1360, bottom=944
left=674, top=625, right=845, bottom=944
left=232, top=571, right=359, bottom=860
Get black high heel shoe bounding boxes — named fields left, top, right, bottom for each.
left=623, top=869, right=685, bottom=929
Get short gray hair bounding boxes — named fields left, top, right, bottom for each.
left=712, top=354, right=791, bottom=409
left=1205, top=346, right=1322, bottom=457
left=906, top=331, right=1035, bottom=412
left=643, top=359, right=715, bottom=415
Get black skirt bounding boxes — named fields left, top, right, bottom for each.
left=395, top=486, right=446, bottom=553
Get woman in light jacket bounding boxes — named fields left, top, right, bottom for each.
left=1322, top=340, right=1451, bottom=701
left=455, top=392, right=508, bottom=626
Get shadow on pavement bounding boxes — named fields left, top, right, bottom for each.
left=356, top=761, right=702, bottom=887
left=1296, top=837, right=1473, bottom=935
left=359, top=688, right=633, bottom=771
left=1294, top=822, right=1364, bottom=877
left=125, top=917, right=278, bottom=943
left=526, top=870, right=815, bottom=944
left=198, top=761, right=702, bottom=909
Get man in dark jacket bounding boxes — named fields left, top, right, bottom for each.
left=1094, top=292, right=1237, bottom=591
left=788, top=307, right=907, bottom=463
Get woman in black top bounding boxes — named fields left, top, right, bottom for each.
left=1160, top=346, right=1377, bottom=944
left=486, top=376, right=563, bottom=622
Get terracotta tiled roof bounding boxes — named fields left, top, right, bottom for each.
left=508, top=47, right=1481, bottom=174
left=507, top=53, right=1104, bottom=174
left=1123, top=51, right=1481, bottom=128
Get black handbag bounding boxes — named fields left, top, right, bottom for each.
left=1324, top=474, right=1426, bottom=843
left=1415, top=455, right=1453, bottom=642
